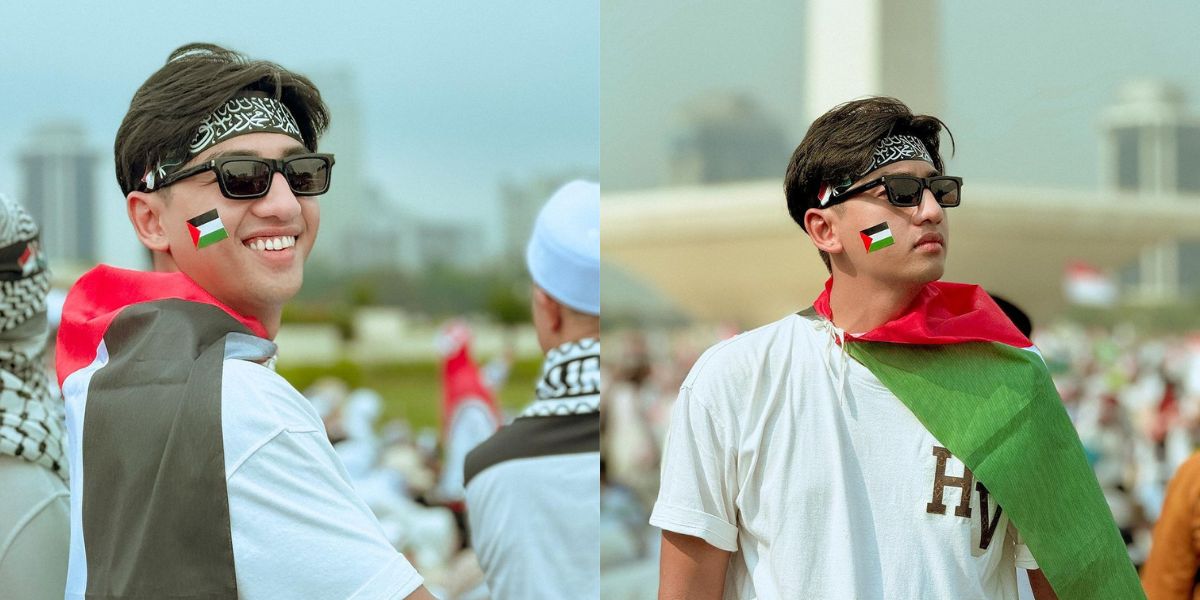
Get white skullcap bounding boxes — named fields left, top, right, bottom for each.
left=526, top=180, right=600, bottom=315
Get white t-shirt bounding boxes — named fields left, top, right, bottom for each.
left=64, top=340, right=423, bottom=600
left=650, top=313, right=1037, bottom=599
left=467, top=451, right=600, bottom=599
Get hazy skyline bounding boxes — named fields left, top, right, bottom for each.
left=602, top=0, right=1200, bottom=192
left=0, top=1, right=598, bottom=268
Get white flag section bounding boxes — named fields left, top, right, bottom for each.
left=1064, top=261, right=1117, bottom=307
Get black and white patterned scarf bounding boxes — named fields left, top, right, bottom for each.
left=0, top=193, right=65, bottom=479
left=522, top=337, right=600, bottom=417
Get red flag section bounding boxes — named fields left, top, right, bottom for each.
left=436, top=322, right=501, bottom=504
left=812, top=277, right=1032, bottom=348
left=55, top=265, right=268, bottom=387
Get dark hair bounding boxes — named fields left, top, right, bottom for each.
left=783, top=97, right=954, bottom=270
left=114, top=43, right=330, bottom=196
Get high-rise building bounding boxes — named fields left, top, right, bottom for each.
left=18, top=121, right=99, bottom=267
left=1100, top=80, right=1200, bottom=300
left=1101, top=80, right=1200, bottom=195
left=667, top=93, right=787, bottom=186
left=305, top=68, right=370, bottom=271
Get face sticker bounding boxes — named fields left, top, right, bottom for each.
left=860, top=222, right=895, bottom=253
left=186, top=209, right=229, bottom=249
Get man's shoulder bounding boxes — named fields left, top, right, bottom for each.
left=219, top=359, right=324, bottom=455
left=464, top=412, right=599, bottom=489
left=683, top=313, right=815, bottom=389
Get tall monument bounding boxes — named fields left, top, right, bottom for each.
left=805, top=0, right=942, bottom=122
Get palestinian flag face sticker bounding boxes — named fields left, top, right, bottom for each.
left=186, top=209, right=229, bottom=249
left=860, top=222, right=895, bottom=253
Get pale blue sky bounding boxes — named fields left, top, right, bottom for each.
left=0, top=1, right=598, bottom=266
left=602, top=0, right=1200, bottom=191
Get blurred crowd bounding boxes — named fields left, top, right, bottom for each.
left=304, top=379, right=479, bottom=598
left=599, top=320, right=1200, bottom=594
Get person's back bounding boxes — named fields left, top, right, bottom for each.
left=54, top=43, right=434, bottom=600
left=0, top=193, right=70, bottom=600
left=464, top=180, right=601, bottom=599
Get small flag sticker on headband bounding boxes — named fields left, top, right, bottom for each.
left=817, top=182, right=833, bottom=206
left=17, top=240, right=41, bottom=276
left=817, top=178, right=854, bottom=207
left=860, top=222, right=895, bottom=253
left=186, top=209, right=229, bottom=249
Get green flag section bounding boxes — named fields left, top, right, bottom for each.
left=848, top=340, right=1144, bottom=599
left=186, top=209, right=228, bottom=249
left=859, top=222, right=895, bottom=253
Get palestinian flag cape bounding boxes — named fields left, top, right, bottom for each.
left=808, top=278, right=1143, bottom=599
left=56, top=265, right=268, bottom=599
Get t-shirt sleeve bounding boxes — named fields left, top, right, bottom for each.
left=649, top=383, right=739, bottom=552
left=1012, top=525, right=1039, bottom=570
left=222, top=363, right=423, bottom=599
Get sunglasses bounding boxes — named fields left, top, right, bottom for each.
left=152, top=153, right=336, bottom=199
left=827, top=175, right=962, bottom=208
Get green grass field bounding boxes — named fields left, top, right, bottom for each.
left=277, top=358, right=543, bottom=431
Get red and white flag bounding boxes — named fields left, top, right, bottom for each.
left=435, top=321, right=501, bottom=505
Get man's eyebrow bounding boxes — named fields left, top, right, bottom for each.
left=282, top=146, right=310, bottom=158
left=205, top=149, right=263, bottom=161
left=884, top=167, right=941, bottom=178
left=204, top=145, right=309, bottom=161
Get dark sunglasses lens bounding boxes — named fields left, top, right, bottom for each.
left=886, top=178, right=923, bottom=206
left=930, top=179, right=960, bottom=206
left=285, top=158, right=331, bottom=195
left=221, top=160, right=271, bottom=197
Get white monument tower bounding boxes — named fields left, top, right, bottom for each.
left=805, top=0, right=942, bottom=122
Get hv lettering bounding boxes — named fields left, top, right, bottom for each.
left=925, top=445, right=1004, bottom=551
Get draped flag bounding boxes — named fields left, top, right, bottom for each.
left=55, top=265, right=268, bottom=598
left=435, top=322, right=501, bottom=505
left=810, top=278, right=1143, bottom=599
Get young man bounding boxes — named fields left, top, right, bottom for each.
left=54, top=44, right=434, bottom=599
left=651, top=97, right=1141, bottom=599
left=463, top=180, right=600, bottom=599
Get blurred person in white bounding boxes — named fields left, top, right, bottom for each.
left=0, top=193, right=68, bottom=599
left=652, top=97, right=1140, bottom=599
left=464, top=180, right=600, bottom=599
left=53, top=43, right=434, bottom=599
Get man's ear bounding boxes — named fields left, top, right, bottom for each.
left=127, top=191, right=170, bottom=253
left=532, top=286, right=564, bottom=333
left=804, top=208, right=843, bottom=255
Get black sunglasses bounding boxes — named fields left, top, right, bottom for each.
left=827, top=175, right=962, bottom=208
left=152, top=153, right=336, bottom=199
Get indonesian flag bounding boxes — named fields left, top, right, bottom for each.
left=1063, top=261, right=1117, bottom=307
left=434, top=322, right=501, bottom=505
left=55, top=265, right=268, bottom=597
left=811, top=278, right=1142, bottom=599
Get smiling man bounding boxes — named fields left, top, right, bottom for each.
left=54, top=44, right=433, bottom=600
left=651, top=97, right=1141, bottom=599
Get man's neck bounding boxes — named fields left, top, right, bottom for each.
left=827, top=273, right=924, bottom=334
left=152, top=253, right=280, bottom=340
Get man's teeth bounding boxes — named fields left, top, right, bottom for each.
left=244, top=236, right=297, bottom=251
